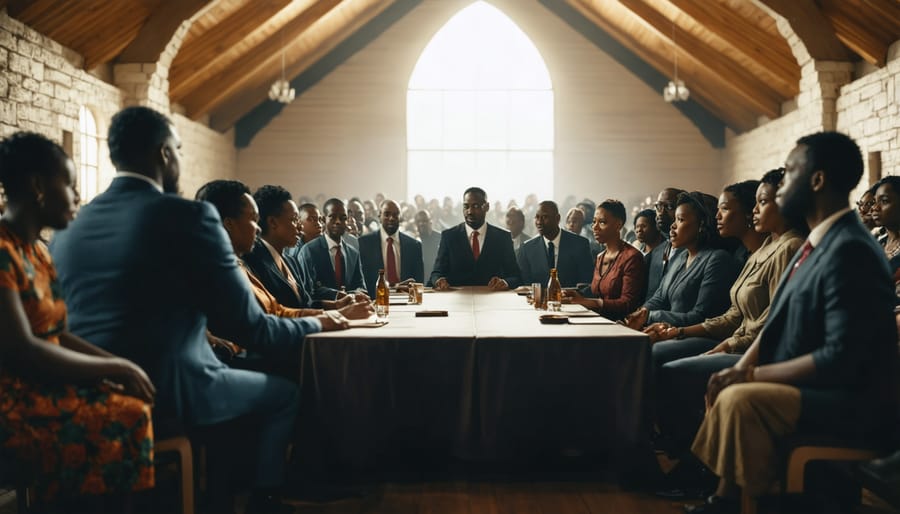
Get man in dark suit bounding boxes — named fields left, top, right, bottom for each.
left=688, top=132, right=897, bottom=511
left=358, top=199, right=424, bottom=297
left=243, top=185, right=313, bottom=309
left=50, top=107, right=345, bottom=513
left=644, top=187, right=684, bottom=299
left=517, top=200, right=593, bottom=287
left=430, top=187, right=521, bottom=290
left=297, top=198, right=369, bottom=302
left=415, top=209, right=441, bottom=281
left=284, top=201, right=322, bottom=266
left=505, top=206, right=529, bottom=256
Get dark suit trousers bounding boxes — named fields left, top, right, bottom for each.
left=656, top=348, right=740, bottom=456
left=193, top=369, right=299, bottom=489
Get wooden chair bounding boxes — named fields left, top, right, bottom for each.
left=740, top=439, right=880, bottom=514
left=154, top=434, right=195, bottom=514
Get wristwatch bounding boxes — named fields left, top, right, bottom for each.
left=676, top=327, right=685, bottom=339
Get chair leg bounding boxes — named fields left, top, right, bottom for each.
left=15, top=484, right=29, bottom=514
left=177, top=443, right=194, bottom=514
left=740, top=491, right=757, bottom=514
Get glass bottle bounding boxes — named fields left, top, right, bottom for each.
left=375, top=269, right=390, bottom=319
left=547, top=268, right=562, bottom=312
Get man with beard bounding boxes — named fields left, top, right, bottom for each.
left=645, top=187, right=685, bottom=299
left=430, top=187, right=521, bottom=290
left=358, top=199, right=424, bottom=297
left=50, top=106, right=329, bottom=513
left=686, top=132, right=896, bottom=513
left=517, top=200, right=593, bottom=287
left=297, top=198, right=369, bottom=302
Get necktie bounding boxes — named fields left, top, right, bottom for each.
left=471, top=230, right=480, bottom=260
left=386, top=237, right=399, bottom=284
left=788, top=241, right=813, bottom=281
left=547, top=241, right=555, bottom=269
left=334, top=244, right=344, bottom=287
left=276, top=255, right=300, bottom=297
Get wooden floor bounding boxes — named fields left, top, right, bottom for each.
left=282, top=480, right=684, bottom=514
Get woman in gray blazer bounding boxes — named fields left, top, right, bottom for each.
left=624, top=192, right=738, bottom=331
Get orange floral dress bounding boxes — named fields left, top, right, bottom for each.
left=0, top=223, right=154, bottom=500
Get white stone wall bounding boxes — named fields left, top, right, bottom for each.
left=0, top=9, right=236, bottom=201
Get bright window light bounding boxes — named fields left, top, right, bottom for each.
left=407, top=1, right=553, bottom=205
left=78, top=106, right=99, bottom=203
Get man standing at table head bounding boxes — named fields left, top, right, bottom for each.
left=430, top=187, right=521, bottom=290
left=517, top=200, right=593, bottom=288
left=297, top=197, right=369, bottom=302
left=358, top=199, right=424, bottom=297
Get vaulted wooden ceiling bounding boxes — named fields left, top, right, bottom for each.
left=2, top=0, right=899, bottom=145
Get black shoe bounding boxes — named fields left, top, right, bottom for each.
left=655, top=460, right=716, bottom=499
left=683, top=495, right=739, bottom=514
left=245, top=492, right=297, bottom=514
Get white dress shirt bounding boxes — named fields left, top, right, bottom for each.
left=464, top=222, right=487, bottom=255
left=115, top=171, right=163, bottom=193
left=380, top=229, right=402, bottom=273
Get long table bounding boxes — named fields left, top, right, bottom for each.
left=295, top=287, right=650, bottom=474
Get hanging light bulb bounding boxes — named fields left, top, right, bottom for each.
left=663, top=20, right=689, bottom=103
left=269, top=32, right=295, bottom=104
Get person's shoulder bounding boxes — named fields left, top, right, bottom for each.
left=487, top=223, right=510, bottom=236
left=560, top=229, right=587, bottom=245
left=521, top=234, right=542, bottom=249
left=399, top=231, right=420, bottom=246
left=358, top=231, right=379, bottom=244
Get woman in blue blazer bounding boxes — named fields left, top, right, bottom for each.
left=624, top=192, right=738, bottom=330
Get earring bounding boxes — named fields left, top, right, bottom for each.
left=36, top=192, right=44, bottom=207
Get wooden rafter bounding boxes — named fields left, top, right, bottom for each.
left=667, top=0, right=799, bottom=97
left=209, top=0, right=394, bottom=131
left=618, top=0, right=783, bottom=119
left=568, top=0, right=759, bottom=132
left=169, top=0, right=294, bottom=101
left=117, top=0, right=211, bottom=64
left=819, top=0, right=898, bottom=67
left=758, top=0, right=852, bottom=62
left=178, top=0, right=344, bottom=117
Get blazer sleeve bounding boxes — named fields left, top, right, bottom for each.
left=648, top=250, right=736, bottom=326
left=429, top=231, right=451, bottom=286
left=601, top=250, right=646, bottom=317
left=575, top=237, right=595, bottom=286
left=497, top=232, right=523, bottom=288
left=186, top=203, right=321, bottom=357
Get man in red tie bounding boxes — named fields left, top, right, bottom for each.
left=685, top=132, right=897, bottom=513
left=430, top=187, right=522, bottom=290
left=296, top=198, right=370, bottom=303
left=358, top=199, right=424, bottom=298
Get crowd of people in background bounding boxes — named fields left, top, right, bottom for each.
left=1, top=106, right=898, bottom=514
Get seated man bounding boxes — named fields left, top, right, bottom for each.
left=645, top=187, right=684, bottom=299
left=243, top=185, right=311, bottom=309
left=358, top=199, right=424, bottom=297
left=517, top=200, right=593, bottom=287
left=687, top=132, right=897, bottom=513
left=415, top=209, right=441, bottom=281
left=49, top=106, right=333, bottom=513
left=285, top=201, right=322, bottom=263
left=505, top=206, right=529, bottom=256
left=430, top=187, right=521, bottom=290
left=297, top=198, right=369, bottom=302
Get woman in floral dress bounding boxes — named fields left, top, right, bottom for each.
left=0, top=132, right=156, bottom=503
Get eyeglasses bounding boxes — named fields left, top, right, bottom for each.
left=857, top=200, right=875, bottom=209
left=654, top=202, right=675, bottom=212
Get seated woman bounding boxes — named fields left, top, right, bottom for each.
left=650, top=170, right=806, bottom=459
left=0, top=133, right=155, bottom=504
left=716, top=180, right=768, bottom=268
left=195, top=180, right=373, bottom=356
left=631, top=208, right=663, bottom=255
left=871, top=176, right=900, bottom=275
left=624, top=192, right=737, bottom=331
left=565, top=199, right=645, bottom=321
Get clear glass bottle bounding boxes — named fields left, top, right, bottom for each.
left=547, top=268, right=562, bottom=312
left=375, top=269, right=390, bottom=319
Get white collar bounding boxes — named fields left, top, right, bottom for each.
left=543, top=229, right=562, bottom=248
left=807, top=207, right=852, bottom=248
left=326, top=234, right=343, bottom=251
left=380, top=228, right=399, bottom=243
left=115, top=171, right=163, bottom=193
left=464, top=222, right=486, bottom=238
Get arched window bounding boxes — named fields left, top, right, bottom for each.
left=407, top=1, right=553, bottom=205
left=78, top=106, right=99, bottom=203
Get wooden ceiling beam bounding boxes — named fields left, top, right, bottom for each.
left=209, top=0, right=395, bottom=131
left=819, top=0, right=890, bottom=67
left=618, top=0, right=783, bottom=119
left=179, top=0, right=344, bottom=119
left=567, top=0, right=759, bottom=132
left=667, top=0, right=798, bottom=96
left=169, top=0, right=293, bottom=101
left=757, top=0, right=852, bottom=62
left=117, top=0, right=212, bottom=64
